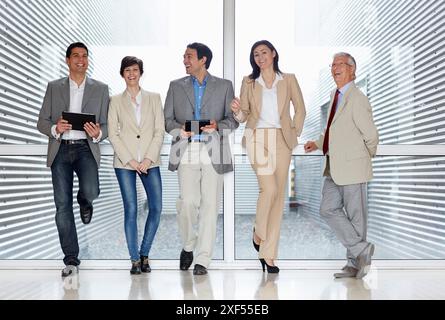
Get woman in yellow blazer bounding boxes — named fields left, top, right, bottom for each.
left=108, top=56, right=165, bottom=274
left=231, top=40, right=306, bottom=273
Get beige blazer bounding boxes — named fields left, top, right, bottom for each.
left=236, top=73, right=306, bottom=149
left=108, top=89, right=165, bottom=169
left=315, top=83, right=379, bottom=185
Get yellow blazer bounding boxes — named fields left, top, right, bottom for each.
left=315, top=83, right=379, bottom=185
left=108, top=89, right=165, bottom=169
left=236, top=73, right=306, bottom=149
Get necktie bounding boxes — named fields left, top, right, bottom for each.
left=322, top=89, right=340, bottom=155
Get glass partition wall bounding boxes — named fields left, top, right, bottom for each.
left=233, top=0, right=445, bottom=262
left=1, top=0, right=445, bottom=265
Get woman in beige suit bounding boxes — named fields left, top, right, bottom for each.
left=108, top=56, right=165, bottom=274
left=231, top=40, right=306, bottom=273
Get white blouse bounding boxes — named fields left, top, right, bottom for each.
left=128, top=90, right=142, bottom=161
left=255, top=73, right=282, bottom=128
left=128, top=90, right=142, bottom=127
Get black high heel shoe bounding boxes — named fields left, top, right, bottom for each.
left=252, top=227, right=260, bottom=252
left=259, top=259, right=280, bottom=273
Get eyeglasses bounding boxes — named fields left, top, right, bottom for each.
left=329, top=62, right=352, bottom=68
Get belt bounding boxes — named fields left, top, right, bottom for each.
left=61, top=139, right=88, bottom=145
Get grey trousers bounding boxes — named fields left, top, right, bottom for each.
left=320, top=176, right=369, bottom=267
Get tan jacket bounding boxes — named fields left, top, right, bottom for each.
left=108, top=90, right=165, bottom=169
left=236, top=73, right=306, bottom=149
left=315, top=83, right=379, bottom=185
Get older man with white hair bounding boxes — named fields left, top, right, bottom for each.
left=304, top=52, right=379, bottom=279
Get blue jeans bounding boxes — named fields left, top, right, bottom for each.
left=115, top=167, right=162, bottom=261
left=51, top=141, right=99, bottom=266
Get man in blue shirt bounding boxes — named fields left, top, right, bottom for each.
left=164, top=43, right=238, bottom=275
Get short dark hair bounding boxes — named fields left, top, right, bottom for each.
left=249, top=40, right=282, bottom=80
left=187, top=42, right=213, bottom=69
left=66, top=42, right=89, bottom=58
left=119, top=56, right=144, bottom=77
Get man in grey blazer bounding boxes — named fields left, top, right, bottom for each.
left=305, top=52, right=379, bottom=279
left=37, top=42, right=109, bottom=277
left=164, top=42, right=238, bottom=275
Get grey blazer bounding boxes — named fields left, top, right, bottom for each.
left=164, top=74, right=239, bottom=174
left=37, top=77, right=110, bottom=167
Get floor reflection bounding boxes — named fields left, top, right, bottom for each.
left=335, top=277, right=372, bottom=300
left=128, top=275, right=152, bottom=300
left=62, top=273, right=80, bottom=300
left=180, top=272, right=214, bottom=300
left=254, top=273, right=279, bottom=300
left=1, top=268, right=444, bottom=300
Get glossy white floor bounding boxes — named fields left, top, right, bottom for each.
left=1, top=266, right=445, bottom=300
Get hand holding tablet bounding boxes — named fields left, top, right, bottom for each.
left=62, top=111, right=96, bottom=131
left=184, top=119, right=211, bottom=135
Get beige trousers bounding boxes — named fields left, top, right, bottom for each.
left=246, top=128, right=292, bottom=259
left=177, top=142, right=223, bottom=268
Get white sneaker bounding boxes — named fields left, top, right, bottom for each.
left=61, top=265, right=78, bottom=277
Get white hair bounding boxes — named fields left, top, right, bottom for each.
left=333, top=52, right=356, bottom=80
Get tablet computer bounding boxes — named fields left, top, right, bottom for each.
left=185, top=119, right=211, bottom=135
left=62, top=111, right=96, bottom=131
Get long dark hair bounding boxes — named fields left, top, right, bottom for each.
left=248, top=40, right=282, bottom=80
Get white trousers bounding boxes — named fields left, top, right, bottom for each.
left=177, top=142, right=223, bottom=268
